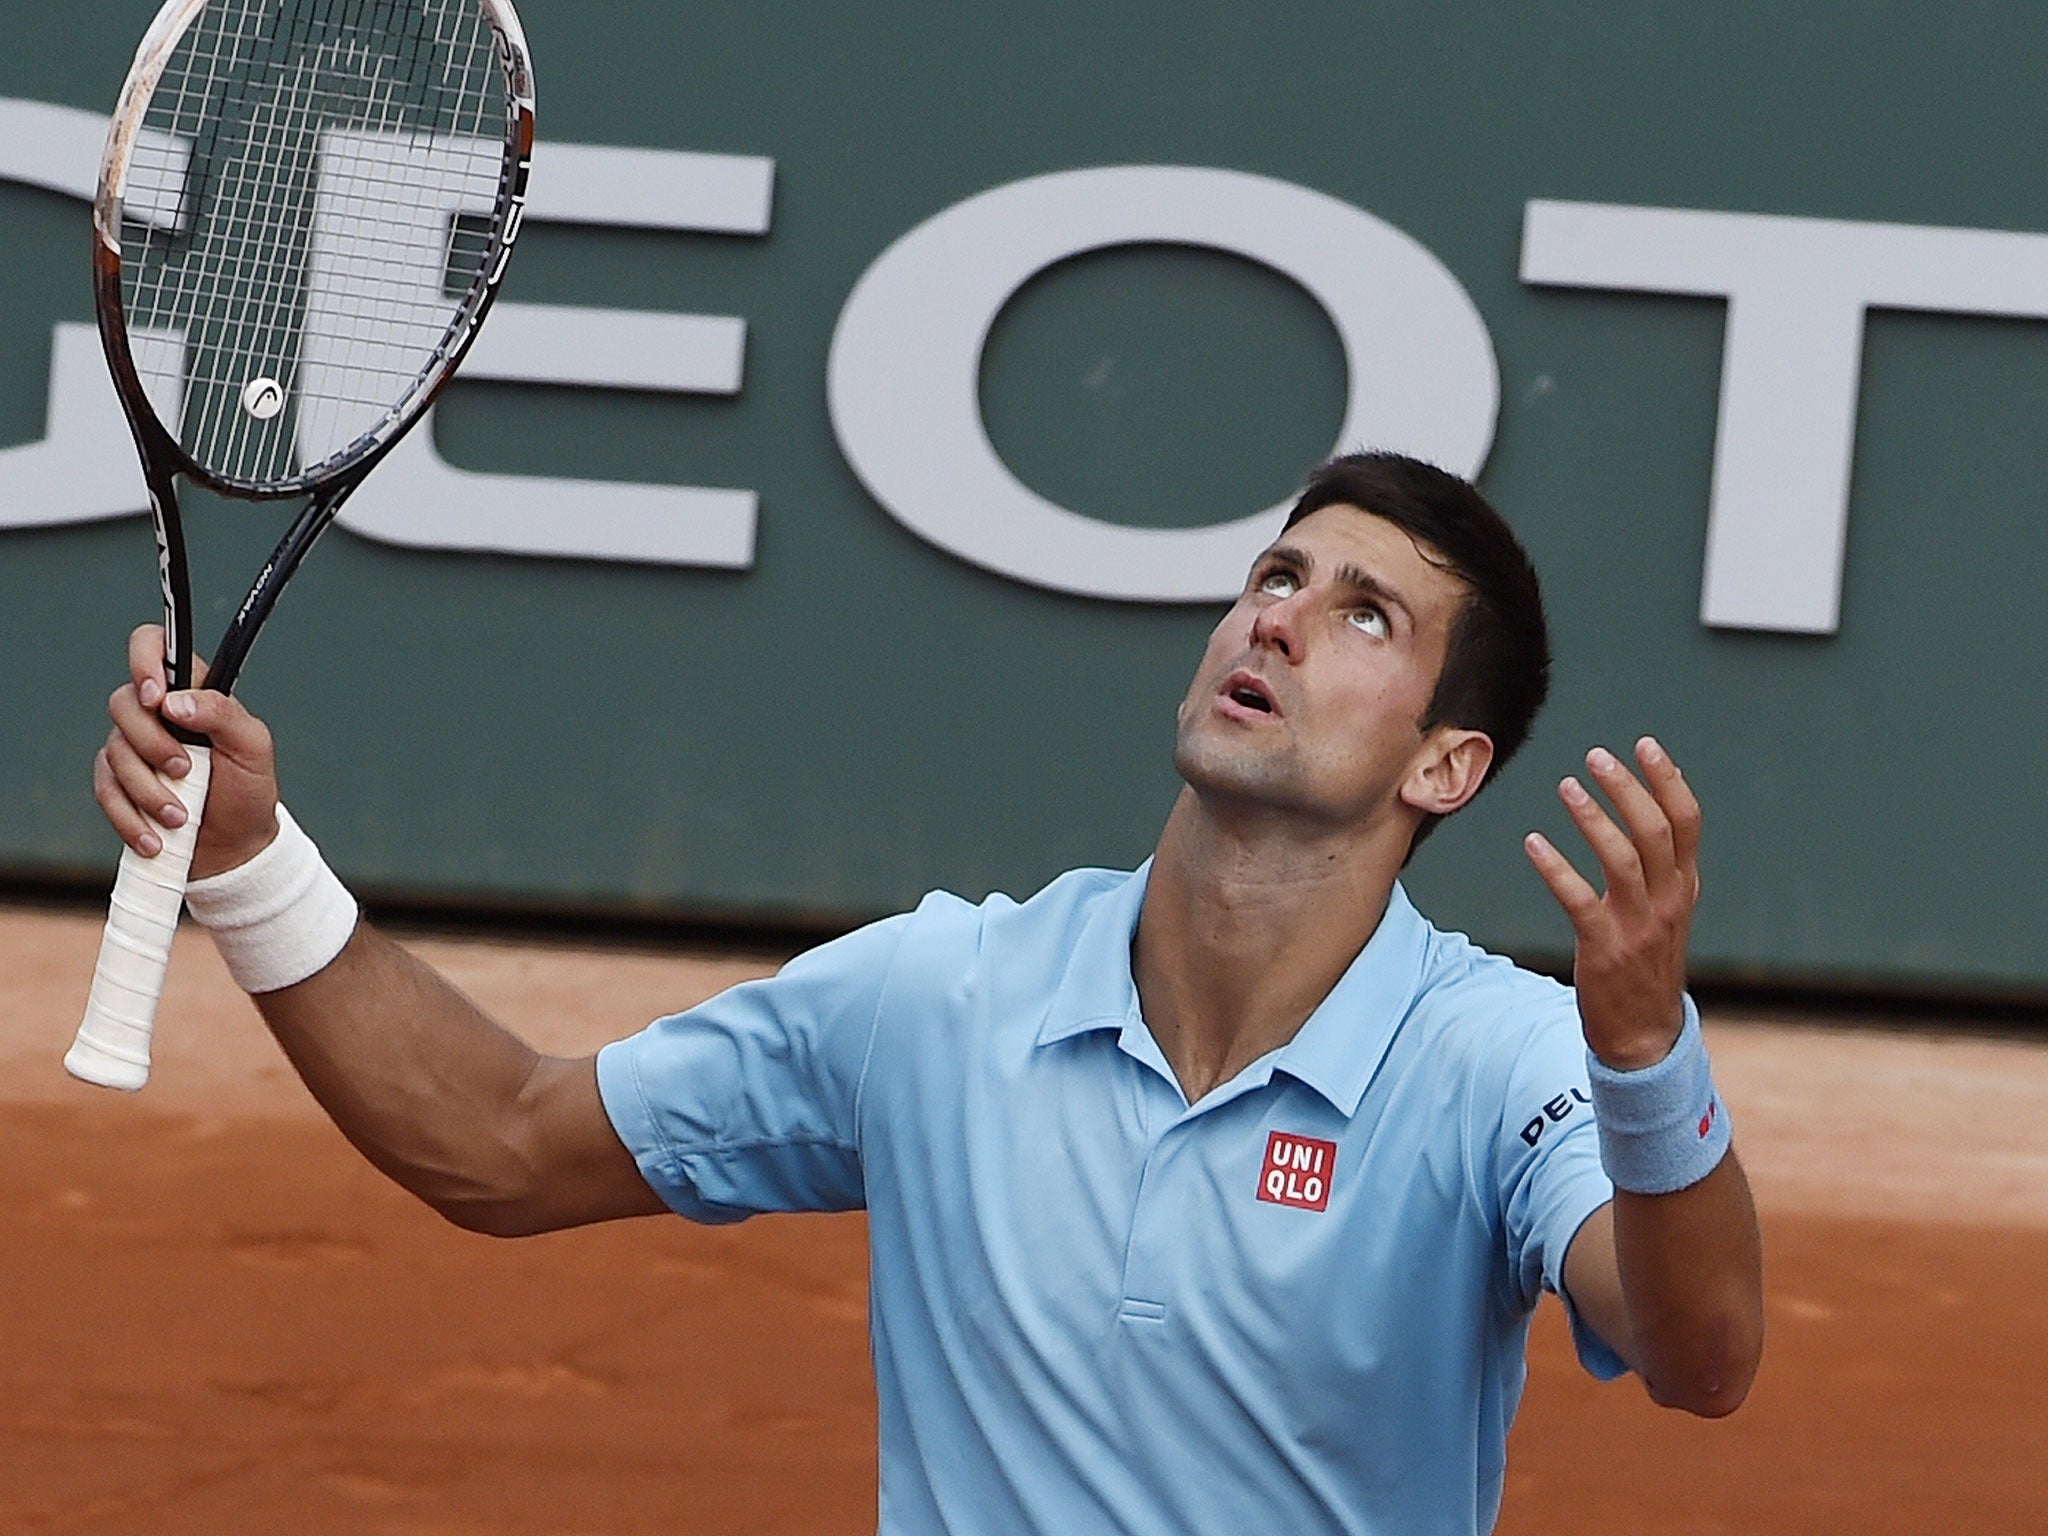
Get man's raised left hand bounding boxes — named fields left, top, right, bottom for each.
left=1523, top=737, right=1701, bottom=1071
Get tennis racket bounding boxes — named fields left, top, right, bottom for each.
left=65, top=0, right=535, bottom=1090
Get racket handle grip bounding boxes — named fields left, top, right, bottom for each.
left=66, top=746, right=213, bottom=1091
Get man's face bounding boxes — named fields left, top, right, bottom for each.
left=1173, top=503, right=1476, bottom=829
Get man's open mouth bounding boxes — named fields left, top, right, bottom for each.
left=1222, top=672, right=1277, bottom=715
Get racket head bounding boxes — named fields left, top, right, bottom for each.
left=92, top=0, right=534, bottom=500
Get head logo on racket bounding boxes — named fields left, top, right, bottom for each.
left=240, top=376, right=285, bottom=421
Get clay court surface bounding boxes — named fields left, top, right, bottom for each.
left=5, top=903, right=2046, bottom=1534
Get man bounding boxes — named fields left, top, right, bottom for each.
left=95, top=452, right=1763, bottom=1535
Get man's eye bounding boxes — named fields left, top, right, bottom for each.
left=1348, top=607, right=1389, bottom=639
left=1258, top=571, right=1298, bottom=598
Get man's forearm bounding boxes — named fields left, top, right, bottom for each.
left=248, top=921, right=560, bottom=1230
left=1610, top=1148, right=1765, bottom=1415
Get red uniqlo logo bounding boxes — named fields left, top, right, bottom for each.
left=1257, top=1131, right=1337, bottom=1212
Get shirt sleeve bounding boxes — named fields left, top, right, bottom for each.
left=1494, top=990, right=1626, bottom=1381
left=595, top=912, right=912, bottom=1223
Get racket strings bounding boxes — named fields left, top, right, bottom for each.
left=134, top=0, right=342, bottom=473
left=118, top=0, right=512, bottom=489
left=186, top=38, right=341, bottom=478
left=205, top=40, right=411, bottom=477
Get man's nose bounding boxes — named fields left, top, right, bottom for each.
left=1249, top=590, right=1306, bottom=657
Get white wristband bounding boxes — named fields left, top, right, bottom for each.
left=183, top=805, right=358, bottom=994
left=1585, top=996, right=1732, bottom=1196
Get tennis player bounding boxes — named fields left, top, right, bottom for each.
left=95, top=451, right=1763, bottom=1535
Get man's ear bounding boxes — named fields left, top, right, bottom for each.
left=1399, top=727, right=1495, bottom=818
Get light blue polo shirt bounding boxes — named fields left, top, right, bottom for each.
left=597, top=863, right=1621, bottom=1536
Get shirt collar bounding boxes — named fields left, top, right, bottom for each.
left=1036, top=861, right=1154, bottom=1047
left=1036, top=863, right=1434, bottom=1119
left=1272, top=882, right=1432, bottom=1116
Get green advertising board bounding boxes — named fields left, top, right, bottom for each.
left=4, top=3, right=2045, bottom=994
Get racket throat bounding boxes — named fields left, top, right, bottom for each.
left=204, top=481, right=352, bottom=697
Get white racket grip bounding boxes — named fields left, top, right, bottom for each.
left=66, top=745, right=213, bottom=1090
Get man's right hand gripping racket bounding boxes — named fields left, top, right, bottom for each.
left=65, top=0, right=535, bottom=1090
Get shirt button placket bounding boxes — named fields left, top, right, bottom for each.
left=1117, top=1102, right=1187, bottom=1327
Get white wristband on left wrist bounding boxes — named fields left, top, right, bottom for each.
left=1585, top=996, right=1731, bottom=1195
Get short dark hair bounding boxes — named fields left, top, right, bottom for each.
left=1284, top=451, right=1550, bottom=852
